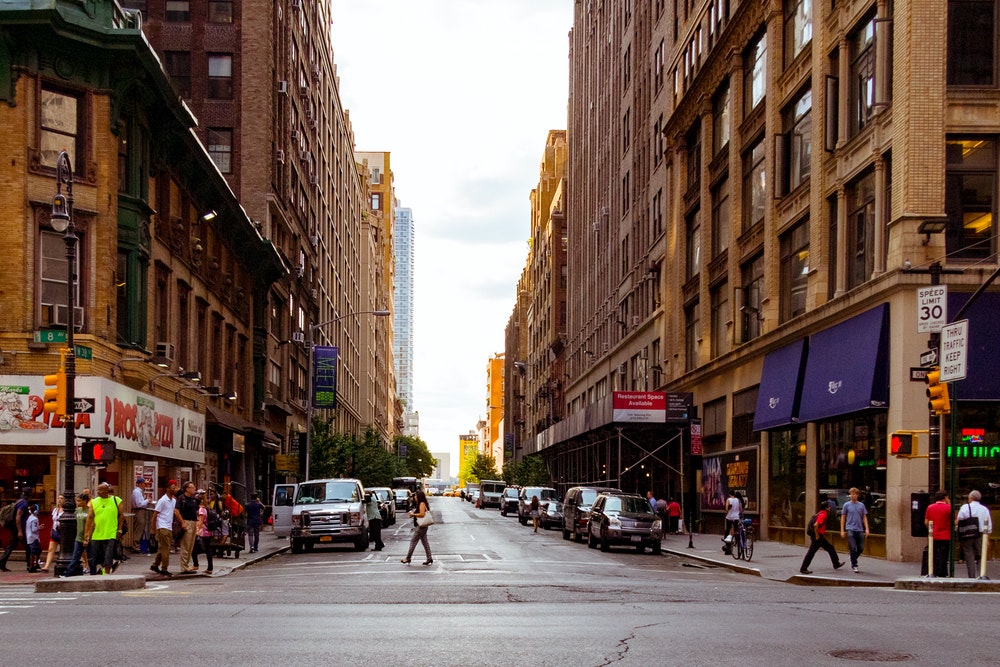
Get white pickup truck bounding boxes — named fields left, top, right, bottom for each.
left=289, top=478, right=368, bottom=553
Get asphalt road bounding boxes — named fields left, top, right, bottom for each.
left=1, top=497, right=995, bottom=666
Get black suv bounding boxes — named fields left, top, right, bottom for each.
left=499, top=486, right=520, bottom=516
left=561, top=486, right=622, bottom=542
left=517, top=486, right=558, bottom=525
left=586, top=492, right=662, bottom=554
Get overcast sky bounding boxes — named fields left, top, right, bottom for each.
left=330, top=2, right=574, bottom=476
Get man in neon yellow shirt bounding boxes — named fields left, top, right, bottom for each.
left=83, top=483, right=124, bottom=575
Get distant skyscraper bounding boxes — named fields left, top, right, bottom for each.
left=394, top=205, right=417, bottom=435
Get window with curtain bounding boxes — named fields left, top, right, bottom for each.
left=207, top=54, right=233, bottom=100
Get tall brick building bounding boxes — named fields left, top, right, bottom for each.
left=514, top=1, right=1000, bottom=563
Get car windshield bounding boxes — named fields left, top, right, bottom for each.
left=295, top=481, right=359, bottom=504
left=504, top=489, right=519, bottom=498
left=525, top=488, right=557, bottom=501
left=394, top=489, right=408, bottom=498
left=580, top=490, right=599, bottom=505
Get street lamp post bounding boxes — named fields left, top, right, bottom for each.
left=50, top=150, right=78, bottom=576
left=303, top=309, right=390, bottom=479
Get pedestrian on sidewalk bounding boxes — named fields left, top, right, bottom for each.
left=84, top=483, right=124, bottom=575
left=530, top=495, right=541, bottom=532
left=62, top=493, right=90, bottom=577
left=40, top=494, right=65, bottom=573
left=177, top=482, right=200, bottom=573
left=245, top=492, right=264, bottom=553
left=646, top=491, right=658, bottom=514
left=924, top=490, right=952, bottom=577
left=401, top=490, right=432, bottom=565
left=25, top=504, right=41, bottom=573
left=194, top=491, right=214, bottom=575
left=365, top=492, right=384, bottom=551
left=151, top=481, right=180, bottom=576
left=667, top=497, right=682, bottom=534
left=0, top=488, right=32, bottom=572
left=839, top=488, right=870, bottom=573
left=955, top=490, right=992, bottom=579
left=131, top=477, right=151, bottom=553
left=800, top=504, right=845, bottom=574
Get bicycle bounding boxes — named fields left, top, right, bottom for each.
left=730, top=517, right=754, bottom=562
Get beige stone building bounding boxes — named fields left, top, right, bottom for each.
left=519, top=0, right=1000, bottom=563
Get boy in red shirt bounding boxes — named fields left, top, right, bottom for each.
left=924, top=490, right=952, bottom=577
left=799, top=504, right=846, bottom=574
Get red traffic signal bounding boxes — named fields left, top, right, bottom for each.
left=80, top=439, right=116, bottom=464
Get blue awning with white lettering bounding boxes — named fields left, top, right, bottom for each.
left=797, top=304, right=889, bottom=423
left=752, top=338, right=807, bottom=431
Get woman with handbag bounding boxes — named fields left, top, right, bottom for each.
left=402, top=490, right=433, bottom=565
left=955, top=490, right=993, bottom=579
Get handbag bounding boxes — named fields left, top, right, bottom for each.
left=416, top=512, right=434, bottom=527
left=956, top=503, right=980, bottom=540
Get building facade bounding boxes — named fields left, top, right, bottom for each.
left=518, top=0, right=1000, bottom=563
left=394, top=205, right=417, bottom=436
left=0, top=1, right=283, bottom=516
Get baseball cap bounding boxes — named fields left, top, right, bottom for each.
left=136, top=477, right=146, bottom=484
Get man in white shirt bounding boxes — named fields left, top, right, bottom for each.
left=150, top=481, right=180, bottom=577
left=955, top=490, right=993, bottom=579
left=131, top=477, right=151, bottom=553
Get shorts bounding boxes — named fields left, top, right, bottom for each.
left=28, top=540, right=41, bottom=556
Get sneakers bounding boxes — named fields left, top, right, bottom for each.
left=852, top=566, right=859, bottom=573
left=723, top=535, right=732, bottom=543
left=800, top=569, right=813, bottom=574
left=149, top=565, right=160, bottom=574
left=834, top=562, right=846, bottom=570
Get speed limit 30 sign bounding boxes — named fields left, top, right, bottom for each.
left=917, top=285, right=947, bottom=333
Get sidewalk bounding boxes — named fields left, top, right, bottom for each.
left=0, top=525, right=289, bottom=590
left=662, top=532, right=1000, bottom=592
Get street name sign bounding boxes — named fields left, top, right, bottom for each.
left=940, top=319, right=968, bottom=382
left=917, top=285, right=947, bottom=333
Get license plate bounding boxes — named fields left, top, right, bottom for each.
left=319, top=536, right=333, bottom=542
left=631, top=535, right=641, bottom=542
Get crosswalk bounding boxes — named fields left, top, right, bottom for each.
left=0, top=591, right=78, bottom=614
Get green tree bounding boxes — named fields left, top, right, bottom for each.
left=502, top=455, right=551, bottom=486
left=470, top=453, right=499, bottom=481
left=350, top=426, right=398, bottom=487
left=309, top=422, right=397, bottom=487
left=393, top=434, right=437, bottom=479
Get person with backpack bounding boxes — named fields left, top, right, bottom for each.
left=0, top=489, right=33, bottom=572
left=800, top=503, right=846, bottom=574
left=0, top=499, right=18, bottom=571
left=83, top=483, right=124, bottom=575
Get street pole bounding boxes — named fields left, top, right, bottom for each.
left=50, top=151, right=78, bottom=576
left=303, top=309, right=390, bottom=480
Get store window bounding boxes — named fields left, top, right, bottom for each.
left=767, top=427, right=807, bottom=529
left=950, top=404, right=1000, bottom=513
left=817, top=412, right=887, bottom=534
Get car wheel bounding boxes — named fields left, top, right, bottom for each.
left=600, top=529, right=610, bottom=552
left=290, top=538, right=303, bottom=554
left=562, top=528, right=571, bottom=540
left=587, top=530, right=596, bottom=549
left=635, top=543, right=645, bottom=553
left=354, top=535, right=367, bottom=552
left=574, top=530, right=584, bottom=543
left=651, top=542, right=662, bottom=555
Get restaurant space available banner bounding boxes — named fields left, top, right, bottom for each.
left=612, top=391, right=666, bottom=422
left=700, top=446, right=759, bottom=513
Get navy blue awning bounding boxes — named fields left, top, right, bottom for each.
left=797, top=304, right=889, bottom=423
left=753, top=338, right=808, bottom=431
left=949, top=292, right=1000, bottom=400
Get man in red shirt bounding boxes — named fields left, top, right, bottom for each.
left=924, top=490, right=952, bottom=577
left=799, top=504, right=845, bottom=574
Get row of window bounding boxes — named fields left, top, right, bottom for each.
left=121, top=1, right=234, bottom=24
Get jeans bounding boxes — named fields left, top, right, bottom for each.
left=247, top=523, right=261, bottom=551
left=930, top=539, right=951, bottom=577
left=193, top=535, right=213, bottom=572
left=846, top=530, right=865, bottom=568
left=0, top=531, right=18, bottom=568
left=64, top=540, right=86, bottom=576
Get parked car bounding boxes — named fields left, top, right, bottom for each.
left=499, top=486, right=520, bottom=516
left=289, top=478, right=368, bottom=553
left=367, top=487, right=396, bottom=526
left=538, top=500, right=563, bottom=530
left=561, top=486, right=622, bottom=542
left=479, top=480, right=506, bottom=509
left=586, top=492, right=662, bottom=554
left=518, top=486, right=558, bottom=525
left=393, top=488, right=412, bottom=510
left=469, top=488, right=481, bottom=505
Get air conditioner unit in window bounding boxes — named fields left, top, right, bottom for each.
left=276, top=149, right=285, bottom=164
left=296, top=264, right=304, bottom=278
left=309, top=234, right=318, bottom=247
left=639, top=348, right=648, bottom=359
left=155, top=342, right=175, bottom=362
left=291, top=331, right=305, bottom=343
left=632, top=316, right=641, bottom=326
left=299, top=150, right=309, bottom=162
left=618, top=364, right=627, bottom=375
left=277, top=80, right=288, bottom=94
left=309, top=173, right=318, bottom=186
left=50, top=305, right=84, bottom=331
left=304, top=108, right=312, bottom=120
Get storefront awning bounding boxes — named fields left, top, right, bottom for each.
left=206, top=406, right=258, bottom=434
left=797, top=304, right=889, bottom=423
left=753, top=338, right=807, bottom=431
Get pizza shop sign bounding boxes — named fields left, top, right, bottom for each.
left=0, top=375, right=205, bottom=464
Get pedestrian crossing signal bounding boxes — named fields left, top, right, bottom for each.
left=890, top=432, right=916, bottom=458
left=80, top=439, right=116, bottom=464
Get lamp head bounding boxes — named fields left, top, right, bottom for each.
left=51, top=193, right=70, bottom=232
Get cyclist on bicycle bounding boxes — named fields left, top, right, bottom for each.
left=722, top=490, right=743, bottom=554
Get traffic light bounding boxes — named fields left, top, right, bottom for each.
left=80, top=439, right=116, bottom=465
left=890, top=432, right=916, bottom=458
left=925, top=367, right=951, bottom=415
left=43, top=351, right=67, bottom=416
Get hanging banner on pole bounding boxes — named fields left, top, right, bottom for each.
left=312, top=346, right=338, bottom=409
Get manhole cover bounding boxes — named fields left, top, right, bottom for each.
left=829, top=650, right=913, bottom=662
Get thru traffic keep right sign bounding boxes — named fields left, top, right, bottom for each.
left=940, top=319, right=968, bottom=382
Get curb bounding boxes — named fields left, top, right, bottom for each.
left=894, top=576, right=1000, bottom=592
left=34, top=574, right=146, bottom=593
left=663, top=547, right=762, bottom=577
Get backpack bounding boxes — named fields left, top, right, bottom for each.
left=205, top=507, right=223, bottom=533
left=806, top=511, right=822, bottom=539
left=0, top=502, right=15, bottom=527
